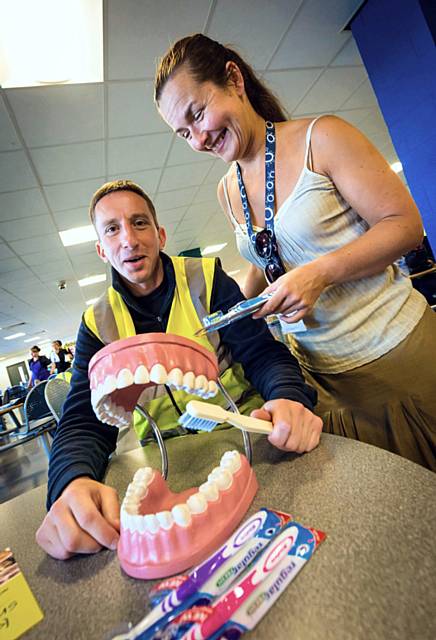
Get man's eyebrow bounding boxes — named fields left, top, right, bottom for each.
left=175, top=102, right=194, bottom=134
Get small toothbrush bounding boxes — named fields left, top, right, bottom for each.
left=179, top=400, right=273, bottom=434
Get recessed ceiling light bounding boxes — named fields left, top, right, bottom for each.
left=228, top=269, right=241, bottom=276
left=0, top=0, right=103, bottom=89
left=86, top=297, right=99, bottom=305
left=4, top=332, right=26, bottom=340
left=201, top=243, right=228, bottom=256
left=78, top=274, right=107, bottom=287
left=390, top=161, right=403, bottom=173
left=24, top=336, right=42, bottom=343
left=59, top=225, right=98, bottom=247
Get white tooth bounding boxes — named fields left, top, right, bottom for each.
left=103, top=375, right=117, bottom=395
left=120, top=510, right=131, bottom=529
left=117, top=368, right=134, bottom=389
left=126, top=484, right=145, bottom=499
left=171, top=504, right=192, bottom=527
left=187, top=492, right=208, bottom=514
left=182, top=371, right=195, bottom=392
left=134, top=365, right=150, bottom=384
left=131, top=514, right=146, bottom=534
left=123, top=500, right=139, bottom=515
left=209, top=468, right=233, bottom=490
left=150, top=363, right=167, bottom=384
left=199, top=482, right=219, bottom=502
left=208, top=380, right=218, bottom=397
left=133, top=467, right=153, bottom=485
left=194, top=374, right=208, bottom=395
left=91, top=389, right=99, bottom=408
left=220, top=450, right=241, bottom=473
left=168, top=367, right=184, bottom=388
left=156, top=510, right=173, bottom=530
left=144, top=514, right=160, bottom=534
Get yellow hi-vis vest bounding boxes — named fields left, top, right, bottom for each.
left=83, top=256, right=263, bottom=439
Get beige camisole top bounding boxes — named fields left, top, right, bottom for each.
left=221, top=117, right=427, bottom=373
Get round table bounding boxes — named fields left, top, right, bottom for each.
left=1, top=431, right=435, bottom=640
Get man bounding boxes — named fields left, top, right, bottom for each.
left=36, top=180, right=322, bottom=560
left=28, top=345, right=51, bottom=387
left=49, top=340, right=72, bottom=374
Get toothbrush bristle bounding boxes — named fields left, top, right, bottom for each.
left=179, top=411, right=218, bottom=432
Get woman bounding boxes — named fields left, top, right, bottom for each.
left=154, top=34, right=436, bottom=470
left=49, top=340, right=72, bottom=375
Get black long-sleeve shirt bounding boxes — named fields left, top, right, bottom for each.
left=47, top=254, right=316, bottom=508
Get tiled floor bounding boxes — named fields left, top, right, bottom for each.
left=0, top=427, right=140, bottom=505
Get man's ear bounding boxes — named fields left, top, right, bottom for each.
left=158, top=225, right=167, bottom=251
left=95, top=240, right=108, bottom=263
left=225, top=61, right=245, bottom=96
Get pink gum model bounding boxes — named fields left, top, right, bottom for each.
left=118, top=453, right=258, bottom=579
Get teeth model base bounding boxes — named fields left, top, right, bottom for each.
left=88, top=333, right=219, bottom=427
left=117, top=450, right=258, bottom=579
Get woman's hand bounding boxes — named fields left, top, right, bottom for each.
left=253, top=260, right=329, bottom=322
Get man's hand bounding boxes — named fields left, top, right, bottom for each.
left=251, top=399, right=323, bottom=453
left=36, top=477, right=120, bottom=560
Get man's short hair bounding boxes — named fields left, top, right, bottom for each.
left=89, top=180, right=158, bottom=227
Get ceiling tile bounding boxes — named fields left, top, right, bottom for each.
left=154, top=186, right=196, bottom=211
left=331, top=35, right=363, bottom=66
left=166, top=137, right=212, bottom=166
left=53, top=207, right=90, bottom=230
left=0, top=244, right=15, bottom=260
left=7, top=84, right=104, bottom=147
left=268, top=0, right=353, bottom=69
left=158, top=206, right=188, bottom=226
left=107, top=168, right=161, bottom=195
left=0, top=96, right=21, bottom=151
left=207, top=0, right=301, bottom=69
left=293, top=66, right=368, bottom=115
left=192, top=183, right=219, bottom=203
left=106, top=0, right=211, bottom=80
left=159, top=161, right=214, bottom=191
left=0, top=150, right=38, bottom=192
left=22, top=248, right=67, bottom=266
left=0, top=214, right=57, bottom=242
left=107, top=81, right=168, bottom=137
left=334, top=108, right=375, bottom=127
left=30, top=141, right=105, bottom=185
left=340, top=78, right=378, bottom=110
left=44, top=178, right=105, bottom=212
left=107, top=132, right=172, bottom=174
left=0, top=258, right=25, bottom=274
left=264, top=68, right=323, bottom=114
left=9, top=233, right=63, bottom=255
left=0, top=188, right=49, bottom=222
left=203, top=160, right=227, bottom=185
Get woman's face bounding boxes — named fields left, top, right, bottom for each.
left=158, top=65, right=250, bottom=163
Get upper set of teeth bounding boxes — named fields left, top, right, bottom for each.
left=91, top=364, right=219, bottom=425
left=120, top=450, right=241, bottom=534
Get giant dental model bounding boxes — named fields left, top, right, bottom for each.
left=88, top=333, right=258, bottom=579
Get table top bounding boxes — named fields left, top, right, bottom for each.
left=1, top=431, right=435, bottom=640
left=0, top=401, right=23, bottom=417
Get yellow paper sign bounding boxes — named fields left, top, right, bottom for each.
left=0, top=550, right=43, bottom=640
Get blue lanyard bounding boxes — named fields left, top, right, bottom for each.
left=236, top=121, right=276, bottom=245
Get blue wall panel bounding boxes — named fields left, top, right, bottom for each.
left=352, top=0, right=436, bottom=252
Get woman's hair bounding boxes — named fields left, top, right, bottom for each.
left=155, top=33, right=287, bottom=123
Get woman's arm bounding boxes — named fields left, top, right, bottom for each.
left=256, top=115, right=423, bottom=321
left=243, top=263, right=266, bottom=298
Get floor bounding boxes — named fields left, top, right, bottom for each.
left=0, top=425, right=140, bottom=504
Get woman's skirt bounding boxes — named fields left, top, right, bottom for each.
left=302, top=306, right=436, bottom=471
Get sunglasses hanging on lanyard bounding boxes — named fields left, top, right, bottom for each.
left=236, top=121, right=286, bottom=284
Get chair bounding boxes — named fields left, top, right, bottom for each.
left=0, top=381, right=56, bottom=458
left=44, top=378, right=70, bottom=424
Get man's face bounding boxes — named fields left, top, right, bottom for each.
left=94, top=190, right=166, bottom=296
left=31, top=349, right=39, bottom=358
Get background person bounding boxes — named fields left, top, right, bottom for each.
left=28, top=346, right=51, bottom=388
left=155, top=34, right=436, bottom=470
left=50, top=340, right=72, bottom=375
left=36, top=180, right=322, bottom=560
